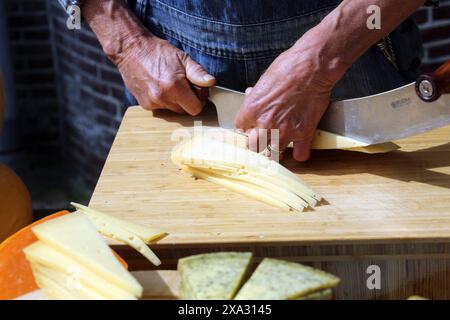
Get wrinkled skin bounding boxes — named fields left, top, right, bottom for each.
left=116, top=37, right=216, bottom=115
left=235, top=44, right=334, bottom=162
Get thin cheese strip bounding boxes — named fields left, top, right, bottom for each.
left=70, top=202, right=164, bottom=243
left=201, top=168, right=307, bottom=211
left=82, top=212, right=161, bottom=266
left=173, top=133, right=322, bottom=210
left=184, top=166, right=290, bottom=210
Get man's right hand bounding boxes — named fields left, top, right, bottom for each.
left=83, top=0, right=215, bottom=115
left=115, top=37, right=215, bottom=115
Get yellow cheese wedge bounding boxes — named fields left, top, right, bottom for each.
left=234, top=258, right=340, bottom=300
left=31, top=213, right=143, bottom=297
left=31, top=263, right=107, bottom=300
left=297, top=288, right=333, bottom=300
left=70, top=202, right=164, bottom=243
left=24, top=242, right=137, bottom=300
left=178, top=252, right=253, bottom=300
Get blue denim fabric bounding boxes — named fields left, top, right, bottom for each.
left=124, top=0, right=424, bottom=106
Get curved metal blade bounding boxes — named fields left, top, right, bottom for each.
left=209, top=86, right=245, bottom=129
left=319, top=83, right=450, bottom=144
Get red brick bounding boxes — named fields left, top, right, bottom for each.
left=421, top=24, right=450, bottom=43
left=428, top=43, right=450, bottom=58
left=413, top=9, right=428, bottom=25
left=433, top=6, right=450, bottom=20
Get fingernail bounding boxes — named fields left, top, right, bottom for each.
left=203, top=74, right=215, bottom=82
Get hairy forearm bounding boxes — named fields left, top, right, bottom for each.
left=82, top=0, right=152, bottom=64
left=293, top=0, right=426, bottom=85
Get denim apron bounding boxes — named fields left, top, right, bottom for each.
left=124, top=0, right=424, bottom=105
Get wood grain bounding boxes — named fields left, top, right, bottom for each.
left=89, top=106, right=450, bottom=299
left=90, top=106, right=450, bottom=246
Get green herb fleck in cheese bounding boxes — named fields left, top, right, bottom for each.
left=234, top=258, right=339, bottom=300
left=178, top=252, right=252, bottom=300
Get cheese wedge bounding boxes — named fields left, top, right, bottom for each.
left=31, top=213, right=143, bottom=297
left=24, top=242, right=136, bottom=300
left=234, top=258, right=340, bottom=300
left=70, top=202, right=164, bottom=243
left=297, top=288, right=333, bottom=300
left=31, top=263, right=107, bottom=300
left=178, top=252, right=252, bottom=300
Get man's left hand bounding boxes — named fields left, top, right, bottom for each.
left=235, top=40, right=336, bottom=162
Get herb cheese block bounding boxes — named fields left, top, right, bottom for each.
left=178, top=252, right=252, bottom=300
left=234, top=258, right=340, bottom=300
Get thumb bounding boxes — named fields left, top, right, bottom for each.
left=184, top=57, right=216, bottom=87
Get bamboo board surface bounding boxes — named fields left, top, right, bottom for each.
left=89, top=106, right=450, bottom=247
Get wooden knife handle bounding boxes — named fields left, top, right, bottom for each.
left=415, top=60, right=450, bottom=102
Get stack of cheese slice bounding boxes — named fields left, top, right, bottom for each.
left=24, top=213, right=143, bottom=300
left=178, top=252, right=339, bottom=300
left=178, top=252, right=252, bottom=299
left=172, top=128, right=322, bottom=212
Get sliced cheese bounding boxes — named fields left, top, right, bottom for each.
left=31, top=263, right=107, bottom=300
left=31, top=213, right=143, bottom=297
left=78, top=211, right=161, bottom=266
left=70, top=202, right=164, bottom=243
left=172, top=133, right=321, bottom=211
left=178, top=252, right=252, bottom=300
left=184, top=166, right=291, bottom=211
left=234, top=258, right=339, bottom=300
left=311, top=130, right=369, bottom=149
left=344, top=142, right=400, bottom=154
left=24, top=242, right=136, bottom=300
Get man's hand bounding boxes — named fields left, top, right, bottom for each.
left=236, top=0, right=425, bottom=161
left=83, top=0, right=215, bottom=115
left=235, top=43, right=334, bottom=162
left=116, top=37, right=215, bottom=115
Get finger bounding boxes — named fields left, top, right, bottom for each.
left=246, top=128, right=268, bottom=153
left=292, top=137, right=314, bottom=162
left=235, top=97, right=255, bottom=130
left=245, top=87, right=253, bottom=95
left=144, top=100, right=185, bottom=114
left=140, top=99, right=162, bottom=111
left=267, top=128, right=291, bottom=160
left=184, top=56, right=216, bottom=87
left=247, top=128, right=259, bottom=153
left=165, top=103, right=186, bottom=114
left=176, top=80, right=204, bottom=116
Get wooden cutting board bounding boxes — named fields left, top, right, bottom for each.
left=90, top=106, right=450, bottom=246
left=90, top=106, right=450, bottom=299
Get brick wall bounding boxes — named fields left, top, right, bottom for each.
left=3, top=0, right=64, bottom=210
left=2, top=0, right=450, bottom=210
left=4, top=0, right=60, bottom=161
left=414, top=0, right=450, bottom=72
left=49, top=1, right=125, bottom=192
